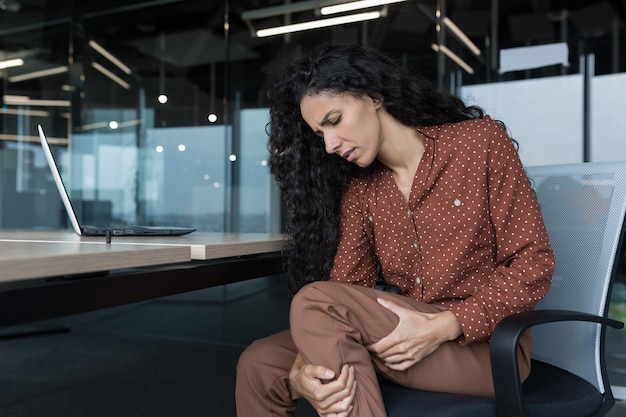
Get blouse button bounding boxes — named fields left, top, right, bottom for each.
left=407, top=209, right=412, bottom=217
left=415, top=277, right=421, bottom=285
left=412, top=242, right=418, bottom=249
left=454, top=199, right=462, bottom=207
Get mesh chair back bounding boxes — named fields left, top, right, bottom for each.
left=526, top=162, right=626, bottom=393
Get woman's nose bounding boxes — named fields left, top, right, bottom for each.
left=324, top=134, right=341, bottom=155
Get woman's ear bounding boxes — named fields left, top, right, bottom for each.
left=372, top=96, right=383, bottom=108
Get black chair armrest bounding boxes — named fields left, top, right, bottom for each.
left=489, top=309, right=624, bottom=417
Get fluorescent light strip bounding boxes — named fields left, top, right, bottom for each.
left=321, top=0, right=406, bottom=15
left=0, top=134, right=68, bottom=145
left=8, top=65, right=69, bottom=83
left=443, top=17, right=481, bottom=56
left=243, top=0, right=352, bottom=20
left=88, top=40, right=132, bottom=75
left=256, top=11, right=381, bottom=37
left=431, top=44, right=474, bottom=74
left=117, top=119, right=141, bottom=128
left=0, top=58, right=24, bottom=69
left=80, top=121, right=110, bottom=131
left=81, top=119, right=141, bottom=131
left=1, top=108, right=50, bottom=117
left=3, top=95, right=71, bottom=107
left=91, top=62, right=131, bottom=89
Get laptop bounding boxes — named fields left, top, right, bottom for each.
left=38, top=124, right=196, bottom=236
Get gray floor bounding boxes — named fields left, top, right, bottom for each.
left=0, top=275, right=624, bottom=417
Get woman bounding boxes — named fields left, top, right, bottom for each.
left=236, top=44, right=554, bottom=417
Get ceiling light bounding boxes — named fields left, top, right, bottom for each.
left=81, top=121, right=110, bottom=131
left=431, top=44, right=474, bottom=74
left=8, top=65, right=69, bottom=83
left=0, top=58, right=24, bottom=69
left=243, top=0, right=346, bottom=20
left=88, top=40, right=132, bottom=75
left=0, top=133, right=68, bottom=145
left=320, top=0, right=406, bottom=15
left=116, top=119, right=141, bottom=128
left=91, top=62, right=130, bottom=89
left=80, top=119, right=140, bottom=132
left=1, top=108, right=50, bottom=117
left=442, top=17, right=481, bottom=56
left=256, top=11, right=381, bottom=37
left=3, top=95, right=71, bottom=107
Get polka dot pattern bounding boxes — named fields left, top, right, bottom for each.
left=329, top=117, right=555, bottom=344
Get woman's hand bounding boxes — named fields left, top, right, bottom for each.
left=367, top=298, right=463, bottom=371
left=289, top=353, right=356, bottom=416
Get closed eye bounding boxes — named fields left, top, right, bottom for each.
left=313, top=112, right=341, bottom=139
left=316, top=115, right=341, bottom=138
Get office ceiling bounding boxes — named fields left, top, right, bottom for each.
left=1, top=0, right=625, bottom=116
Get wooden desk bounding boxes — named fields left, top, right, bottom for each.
left=0, top=240, right=190, bottom=282
left=0, top=230, right=286, bottom=260
left=0, top=230, right=286, bottom=329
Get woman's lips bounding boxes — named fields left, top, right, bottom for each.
left=343, top=149, right=355, bottom=162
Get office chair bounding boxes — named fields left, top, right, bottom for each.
left=380, top=162, right=626, bottom=417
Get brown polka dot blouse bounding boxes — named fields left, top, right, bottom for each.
left=329, top=116, right=555, bottom=344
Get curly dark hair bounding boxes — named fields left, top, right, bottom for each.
left=268, top=44, right=487, bottom=294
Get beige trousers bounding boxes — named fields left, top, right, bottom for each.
left=236, top=281, right=532, bottom=417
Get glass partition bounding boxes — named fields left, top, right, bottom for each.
left=142, top=125, right=230, bottom=230
left=3, top=0, right=624, bottom=232
left=460, top=75, right=585, bottom=166
left=591, top=73, right=626, bottom=162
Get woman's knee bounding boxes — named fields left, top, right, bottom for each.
left=289, top=281, right=336, bottom=323
left=291, top=281, right=344, bottom=309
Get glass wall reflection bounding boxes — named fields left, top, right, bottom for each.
left=3, top=0, right=624, bottom=233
